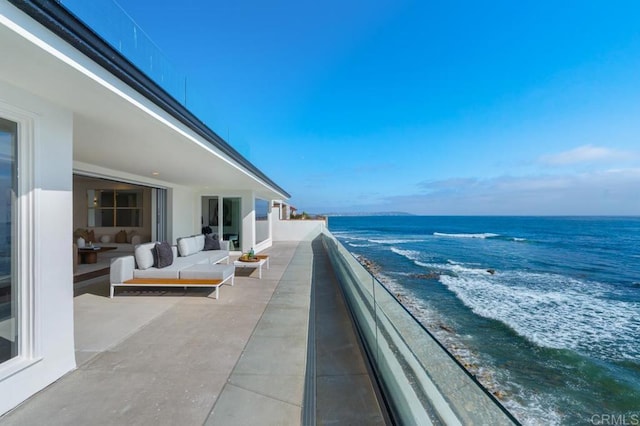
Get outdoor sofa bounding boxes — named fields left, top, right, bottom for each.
left=109, top=234, right=234, bottom=299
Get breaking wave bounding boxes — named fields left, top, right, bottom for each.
left=389, top=243, right=640, bottom=362
left=439, top=266, right=640, bottom=362
left=434, top=232, right=500, bottom=239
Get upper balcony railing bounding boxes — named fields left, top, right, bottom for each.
left=59, top=0, right=251, bottom=160
left=60, top=0, right=186, bottom=103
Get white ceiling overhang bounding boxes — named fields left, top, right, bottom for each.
left=0, top=3, right=287, bottom=201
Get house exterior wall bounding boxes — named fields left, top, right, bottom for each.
left=272, top=215, right=326, bottom=242
left=169, top=186, right=198, bottom=244
left=255, top=220, right=271, bottom=250
left=241, top=192, right=255, bottom=253
left=0, top=80, right=76, bottom=415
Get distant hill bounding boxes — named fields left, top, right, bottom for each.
left=322, top=211, right=414, bottom=217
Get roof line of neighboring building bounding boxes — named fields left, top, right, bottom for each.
left=8, top=0, right=291, bottom=199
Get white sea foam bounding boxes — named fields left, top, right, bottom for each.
left=390, top=246, right=453, bottom=270
left=513, top=237, right=527, bottom=242
left=346, top=242, right=375, bottom=248
left=369, top=238, right=417, bottom=244
left=438, top=268, right=640, bottom=361
left=390, top=247, right=422, bottom=261
left=375, top=268, right=565, bottom=426
left=500, top=383, right=564, bottom=426
left=434, top=232, right=500, bottom=239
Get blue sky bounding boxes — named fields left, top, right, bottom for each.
left=76, top=0, right=640, bottom=214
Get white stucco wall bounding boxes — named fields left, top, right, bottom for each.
left=170, top=185, right=198, bottom=244
left=0, top=81, right=76, bottom=415
left=241, top=192, right=255, bottom=252
left=272, top=216, right=326, bottom=242
left=255, top=220, right=270, bottom=243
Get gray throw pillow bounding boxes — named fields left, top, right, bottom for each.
left=203, top=235, right=221, bottom=251
left=154, top=241, right=174, bottom=268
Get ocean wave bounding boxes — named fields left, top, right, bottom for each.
left=390, top=247, right=486, bottom=273
left=434, top=232, right=500, bottom=239
left=389, top=247, right=421, bottom=261
left=500, top=383, right=564, bottom=426
left=381, top=270, right=558, bottom=425
left=360, top=258, right=564, bottom=425
left=369, top=238, right=417, bottom=244
left=346, top=242, right=375, bottom=248
left=337, top=233, right=421, bottom=246
left=439, top=269, right=640, bottom=362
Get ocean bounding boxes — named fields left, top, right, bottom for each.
left=328, top=216, right=640, bottom=425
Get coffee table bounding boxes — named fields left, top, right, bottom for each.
left=233, top=255, right=269, bottom=279
left=78, top=246, right=116, bottom=264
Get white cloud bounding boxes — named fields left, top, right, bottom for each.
left=378, top=169, right=640, bottom=215
left=539, top=145, right=630, bottom=166
left=418, top=178, right=478, bottom=192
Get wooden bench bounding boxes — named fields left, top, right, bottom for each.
left=111, top=277, right=227, bottom=299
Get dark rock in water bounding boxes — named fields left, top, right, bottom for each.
left=493, top=390, right=507, bottom=400
left=438, top=323, right=455, bottom=333
left=487, top=269, right=496, bottom=275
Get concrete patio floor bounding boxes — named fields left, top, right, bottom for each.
left=0, top=240, right=386, bottom=425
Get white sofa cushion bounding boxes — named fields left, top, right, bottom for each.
left=207, top=250, right=229, bottom=264
left=180, top=264, right=234, bottom=281
left=195, top=234, right=205, bottom=251
left=177, top=237, right=192, bottom=257
left=134, top=242, right=156, bottom=270
left=110, top=255, right=135, bottom=283
left=134, top=264, right=181, bottom=279
left=177, top=235, right=203, bottom=257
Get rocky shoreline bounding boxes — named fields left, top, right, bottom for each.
left=354, top=254, right=507, bottom=401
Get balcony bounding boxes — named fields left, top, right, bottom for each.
left=0, top=231, right=516, bottom=425
left=0, top=239, right=384, bottom=424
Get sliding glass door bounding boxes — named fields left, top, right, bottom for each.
left=154, top=188, right=167, bottom=242
left=202, top=196, right=242, bottom=251
left=0, top=118, right=17, bottom=365
left=222, top=198, right=241, bottom=251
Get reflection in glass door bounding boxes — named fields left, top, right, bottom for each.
left=222, top=198, right=241, bottom=251
left=154, top=188, right=167, bottom=242
left=0, top=118, right=17, bottom=365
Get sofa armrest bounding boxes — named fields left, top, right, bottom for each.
left=110, top=255, right=135, bottom=284
left=219, top=240, right=230, bottom=251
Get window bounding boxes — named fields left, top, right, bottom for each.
left=255, top=198, right=269, bottom=221
left=87, top=189, right=142, bottom=227
left=0, top=118, right=17, bottom=364
left=255, top=198, right=269, bottom=244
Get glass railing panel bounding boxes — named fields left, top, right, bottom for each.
left=372, top=291, right=440, bottom=424
left=321, top=229, right=516, bottom=425
left=373, top=276, right=514, bottom=425
left=322, top=232, right=378, bottom=357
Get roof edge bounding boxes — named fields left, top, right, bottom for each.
left=8, top=0, right=291, bottom=199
